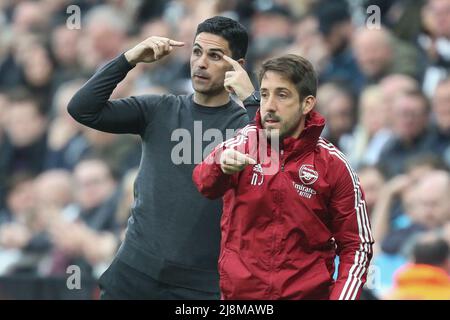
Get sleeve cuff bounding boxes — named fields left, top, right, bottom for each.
left=116, top=53, right=135, bottom=72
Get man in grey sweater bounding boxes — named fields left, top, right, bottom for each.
left=68, top=16, right=258, bottom=299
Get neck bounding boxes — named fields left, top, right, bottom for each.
left=193, top=90, right=230, bottom=107
left=290, top=116, right=306, bottom=139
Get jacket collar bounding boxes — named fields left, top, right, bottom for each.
left=254, top=109, right=326, bottom=155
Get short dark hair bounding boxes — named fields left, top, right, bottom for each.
left=195, top=16, right=248, bottom=60
left=259, top=54, right=318, bottom=100
left=314, top=1, right=350, bottom=36
left=8, top=88, right=46, bottom=116
left=413, top=236, right=449, bottom=266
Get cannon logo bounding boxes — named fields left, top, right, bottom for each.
left=250, top=164, right=264, bottom=186
left=299, top=165, right=319, bottom=185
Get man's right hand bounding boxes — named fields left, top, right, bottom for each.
left=124, top=36, right=185, bottom=66
left=222, top=55, right=255, bottom=101
left=220, top=148, right=256, bottom=175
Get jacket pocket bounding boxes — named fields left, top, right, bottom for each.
left=219, top=249, right=266, bottom=299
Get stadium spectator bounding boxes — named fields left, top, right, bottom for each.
left=352, top=27, right=421, bottom=85
left=357, top=165, right=387, bottom=216
left=377, top=90, right=432, bottom=177
left=314, top=0, right=364, bottom=94
left=427, top=77, right=450, bottom=167
left=316, top=82, right=355, bottom=148
left=420, top=0, right=450, bottom=96
left=340, top=85, right=392, bottom=168
left=47, top=158, right=119, bottom=277
left=385, top=233, right=450, bottom=299
left=44, top=79, right=87, bottom=171
left=0, top=91, right=48, bottom=210
left=379, top=73, right=419, bottom=118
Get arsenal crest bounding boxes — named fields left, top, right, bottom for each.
left=299, top=164, right=319, bottom=185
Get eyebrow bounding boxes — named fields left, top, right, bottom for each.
left=261, top=87, right=291, bottom=92
left=193, top=43, right=225, bottom=54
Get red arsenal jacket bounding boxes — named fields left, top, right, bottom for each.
left=193, top=110, right=374, bottom=300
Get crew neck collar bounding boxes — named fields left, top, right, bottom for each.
left=190, top=94, right=233, bottom=113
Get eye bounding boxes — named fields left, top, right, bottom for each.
left=261, top=92, right=268, bottom=99
left=193, top=48, right=201, bottom=56
left=209, top=52, right=220, bottom=60
left=278, top=92, right=288, bottom=99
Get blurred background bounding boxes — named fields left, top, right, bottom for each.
left=0, top=0, right=449, bottom=299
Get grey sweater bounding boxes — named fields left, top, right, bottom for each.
left=68, top=54, right=255, bottom=293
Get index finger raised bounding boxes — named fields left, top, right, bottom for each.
left=168, top=39, right=185, bottom=47
left=222, top=54, right=243, bottom=71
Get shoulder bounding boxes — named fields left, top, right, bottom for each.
left=316, top=137, right=359, bottom=185
left=219, top=124, right=257, bottom=149
left=138, top=93, right=179, bottom=105
left=131, top=93, right=185, bottom=114
left=316, top=137, right=350, bottom=169
left=236, top=124, right=258, bottom=137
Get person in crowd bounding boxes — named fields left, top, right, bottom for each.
left=377, top=90, right=432, bottom=177
left=385, top=233, right=450, bottom=299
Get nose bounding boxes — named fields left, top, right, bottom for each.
left=196, top=52, right=208, bottom=69
left=262, top=95, right=277, bottom=113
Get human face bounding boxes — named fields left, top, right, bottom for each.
left=433, top=81, right=450, bottom=132
left=413, top=174, right=450, bottom=229
left=392, top=95, right=428, bottom=142
left=353, top=30, right=392, bottom=78
left=5, top=102, right=46, bottom=147
left=426, top=0, right=450, bottom=38
left=260, top=71, right=314, bottom=140
left=190, top=32, right=234, bottom=96
left=326, top=94, right=354, bottom=138
left=361, top=92, right=388, bottom=136
left=74, top=161, right=115, bottom=210
left=358, top=168, right=385, bottom=214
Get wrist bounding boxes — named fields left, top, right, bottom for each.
left=242, top=90, right=260, bottom=106
left=124, top=50, right=138, bottom=66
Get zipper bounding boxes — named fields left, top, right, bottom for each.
left=268, top=148, right=285, bottom=298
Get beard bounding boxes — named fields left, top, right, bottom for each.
left=263, top=112, right=304, bottom=141
left=192, top=78, right=225, bottom=97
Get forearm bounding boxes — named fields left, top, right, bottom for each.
left=328, top=161, right=374, bottom=299
left=193, top=150, right=235, bottom=199
left=330, top=243, right=373, bottom=300
left=67, top=54, right=146, bottom=134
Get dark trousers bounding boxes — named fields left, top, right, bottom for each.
left=98, top=258, right=220, bottom=300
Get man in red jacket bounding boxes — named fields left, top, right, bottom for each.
left=193, top=54, right=374, bottom=300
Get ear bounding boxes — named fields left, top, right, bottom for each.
left=301, top=95, right=316, bottom=115
left=237, top=58, right=245, bottom=68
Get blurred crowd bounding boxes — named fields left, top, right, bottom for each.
left=0, top=0, right=449, bottom=299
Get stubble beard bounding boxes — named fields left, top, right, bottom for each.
left=193, top=78, right=227, bottom=98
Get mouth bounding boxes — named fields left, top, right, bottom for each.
left=193, top=73, right=210, bottom=81
left=264, top=116, right=281, bottom=126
